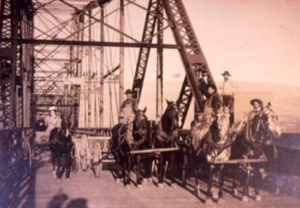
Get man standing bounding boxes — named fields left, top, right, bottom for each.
left=219, top=71, right=238, bottom=124
left=119, top=89, right=138, bottom=124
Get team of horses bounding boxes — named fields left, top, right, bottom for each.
left=35, top=99, right=281, bottom=204
left=110, top=99, right=281, bottom=204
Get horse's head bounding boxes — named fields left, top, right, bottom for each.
left=248, top=102, right=281, bottom=144
left=34, top=118, right=47, bottom=131
left=216, top=106, right=231, bottom=143
left=164, top=100, right=179, bottom=129
left=262, top=102, right=281, bottom=138
left=134, top=107, right=148, bottom=132
left=61, top=114, right=72, bottom=137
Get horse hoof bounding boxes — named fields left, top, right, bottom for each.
left=137, top=184, right=143, bottom=189
left=233, top=189, right=239, bottom=197
left=255, top=195, right=262, bottom=201
left=205, top=198, right=213, bottom=205
left=171, top=183, right=177, bottom=189
left=275, top=188, right=281, bottom=195
left=242, top=196, right=248, bottom=202
left=158, top=183, right=164, bottom=189
left=125, top=185, right=131, bottom=190
left=115, top=178, right=121, bottom=183
left=218, top=198, right=225, bottom=205
left=143, top=178, right=153, bottom=184
left=195, top=185, right=201, bottom=196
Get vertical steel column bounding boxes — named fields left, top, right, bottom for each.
left=0, top=0, right=19, bottom=129
left=88, top=9, right=92, bottom=127
left=100, top=6, right=105, bottom=127
left=119, top=0, right=125, bottom=119
left=156, top=0, right=163, bottom=119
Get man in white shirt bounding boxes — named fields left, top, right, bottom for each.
left=219, top=71, right=238, bottom=124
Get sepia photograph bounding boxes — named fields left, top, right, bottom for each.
left=0, top=0, right=299, bottom=207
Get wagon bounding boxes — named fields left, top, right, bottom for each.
left=79, top=134, right=114, bottom=178
left=77, top=131, right=181, bottom=179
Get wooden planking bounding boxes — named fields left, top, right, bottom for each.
left=1, top=147, right=300, bottom=208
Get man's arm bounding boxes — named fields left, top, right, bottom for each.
left=218, top=82, right=224, bottom=95
left=232, top=81, right=239, bottom=95
left=133, top=99, right=139, bottom=112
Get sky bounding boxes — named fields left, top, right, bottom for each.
left=29, top=0, right=300, bottom=126
left=122, top=0, right=300, bottom=87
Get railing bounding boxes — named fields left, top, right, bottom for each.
left=0, top=128, right=34, bottom=175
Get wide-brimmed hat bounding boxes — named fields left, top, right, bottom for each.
left=49, top=106, right=57, bottom=111
left=221, top=71, right=231, bottom=76
left=125, top=89, right=132, bottom=95
left=250, top=98, right=263, bottom=106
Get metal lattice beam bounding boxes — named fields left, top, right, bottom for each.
left=162, top=0, right=216, bottom=127
left=131, top=0, right=159, bottom=101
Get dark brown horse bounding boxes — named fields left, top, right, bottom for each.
left=110, top=108, right=150, bottom=189
left=230, top=103, right=281, bottom=202
left=152, top=100, right=179, bottom=188
left=49, top=118, right=76, bottom=180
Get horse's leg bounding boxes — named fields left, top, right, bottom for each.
left=66, top=153, right=71, bottom=180
left=253, top=165, right=264, bottom=201
left=125, top=155, right=131, bottom=189
left=194, top=152, right=201, bottom=196
left=218, top=165, right=225, bottom=204
left=136, top=154, right=142, bottom=188
left=115, top=155, right=122, bottom=183
left=241, top=164, right=251, bottom=202
left=143, top=156, right=153, bottom=184
left=231, top=164, right=240, bottom=197
left=52, top=149, right=58, bottom=179
left=169, top=152, right=177, bottom=188
left=205, top=164, right=214, bottom=205
left=182, top=146, right=189, bottom=187
left=158, top=154, right=165, bottom=188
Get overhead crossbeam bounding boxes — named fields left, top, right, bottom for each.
left=1, top=38, right=180, bottom=49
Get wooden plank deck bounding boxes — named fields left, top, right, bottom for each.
left=1, top=146, right=300, bottom=208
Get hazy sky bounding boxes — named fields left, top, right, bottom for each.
left=122, top=0, right=300, bottom=87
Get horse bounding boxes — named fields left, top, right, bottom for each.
left=110, top=108, right=150, bottom=189
left=192, top=106, right=235, bottom=205
left=49, top=117, right=76, bottom=180
left=230, top=102, right=281, bottom=202
left=152, top=100, right=179, bottom=188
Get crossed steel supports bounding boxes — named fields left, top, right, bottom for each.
left=0, top=0, right=217, bottom=130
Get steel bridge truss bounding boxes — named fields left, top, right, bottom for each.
left=0, top=0, right=217, bottom=130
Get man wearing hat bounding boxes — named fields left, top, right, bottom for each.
left=204, top=84, right=222, bottom=115
left=198, top=71, right=212, bottom=99
left=249, top=98, right=264, bottom=120
left=219, top=71, right=238, bottom=124
left=36, top=106, right=62, bottom=143
left=120, top=89, right=138, bottom=124
left=45, top=106, right=62, bottom=135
